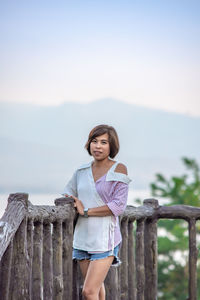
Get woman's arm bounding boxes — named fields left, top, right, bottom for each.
left=71, top=195, right=114, bottom=216
left=88, top=205, right=113, bottom=216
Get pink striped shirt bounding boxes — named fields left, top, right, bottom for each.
left=94, top=172, right=129, bottom=250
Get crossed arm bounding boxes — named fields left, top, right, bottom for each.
left=69, top=195, right=114, bottom=217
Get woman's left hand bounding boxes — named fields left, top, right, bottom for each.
left=70, top=195, right=84, bottom=216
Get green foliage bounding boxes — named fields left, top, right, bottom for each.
left=150, top=157, right=200, bottom=300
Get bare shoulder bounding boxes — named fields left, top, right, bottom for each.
left=114, top=163, right=128, bottom=175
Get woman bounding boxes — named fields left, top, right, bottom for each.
left=62, top=124, right=131, bottom=300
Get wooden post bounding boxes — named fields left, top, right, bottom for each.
left=43, top=222, right=53, bottom=300
left=62, top=220, right=73, bottom=300
left=0, top=241, right=13, bottom=300
left=0, top=193, right=28, bottom=261
left=55, top=196, right=77, bottom=299
left=32, top=221, right=43, bottom=300
left=120, top=217, right=129, bottom=300
left=55, top=197, right=75, bottom=300
left=105, top=267, right=119, bottom=300
left=128, top=220, right=136, bottom=300
left=9, top=217, right=29, bottom=300
left=143, top=199, right=158, bottom=300
left=73, top=260, right=80, bottom=300
left=188, top=218, right=197, bottom=300
left=136, top=219, right=145, bottom=300
left=52, top=221, right=63, bottom=300
left=27, top=218, right=34, bottom=300
left=77, top=263, right=84, bottom=299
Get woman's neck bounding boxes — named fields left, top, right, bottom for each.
left=92, top=157, right=113, bottom=168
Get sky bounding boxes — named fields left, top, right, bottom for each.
left=0, top=0, right=200, bottom=116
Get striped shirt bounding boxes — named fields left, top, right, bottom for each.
left=90, top=172, right=129, bottom=251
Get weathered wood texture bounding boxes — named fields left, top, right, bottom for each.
left=144, top=218, right=157, bottom=300
left=0, top=193, right=28, bottom=261
left=32, top=221, right=43, bottom=300
left=136, top=219, right=145, bottom=300
left=1, top=194, right=200, bottom=300
left=52, top=221, right=63, bottom=300
left=120, top=218, right=129, bottom=300
left=28, top=204, right=73, bottom=223
left=27, top=218, right=33, bottom=300
left=43, top=222, right=53, bottom=300
left=62, top=220, right=73, bottom=299
left=10, top=217, right=29, bottom=300
left=72, top=260, right=80, bottom=300
left=0, top=241, right=13, bottom=300
left=128, top=221, right=136, bottom=300
left=188, top=218, right=198, bottom=300
left=144, top=199, right=158, bottom=300
left=105, top=266, right=119, bottom=300
left=0, top=195, right=75, bottom=300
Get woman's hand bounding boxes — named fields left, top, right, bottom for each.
left=70, top=195, right=84, bottom=216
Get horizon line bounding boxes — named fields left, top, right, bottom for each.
left=0, top=98, right=199, bottom=119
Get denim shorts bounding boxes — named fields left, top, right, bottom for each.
left=73, top=244, right=121, bottom=267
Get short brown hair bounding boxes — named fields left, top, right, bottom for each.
left=85, top=124, right=120, bottom=158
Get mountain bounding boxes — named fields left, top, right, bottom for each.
left=0, top=99, right=200, bottom=193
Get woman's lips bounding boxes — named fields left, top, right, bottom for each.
left=94, top=151, right=102, bottom=155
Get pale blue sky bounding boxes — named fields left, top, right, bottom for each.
left=0, top=0, right=200, bottom=115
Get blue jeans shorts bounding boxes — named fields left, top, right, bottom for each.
left=73, top=244, right=121, bottom=267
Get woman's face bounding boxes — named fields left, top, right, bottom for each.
left=90, top=133, right=110, bottom=161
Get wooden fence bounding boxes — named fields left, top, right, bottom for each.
left=0, top=193, right=199, bottom=300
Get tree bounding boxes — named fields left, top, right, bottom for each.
left=150, top=157, right=200, bottom=300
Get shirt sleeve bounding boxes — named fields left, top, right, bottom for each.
left=107, top=182, right=129, bottom=217
left=61, top=171, right=77, bottom=197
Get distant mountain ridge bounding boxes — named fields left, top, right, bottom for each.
left=0, top=99, right=200, bottom=193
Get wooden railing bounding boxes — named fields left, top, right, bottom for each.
left=0, top=193, right=199, bottom=300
